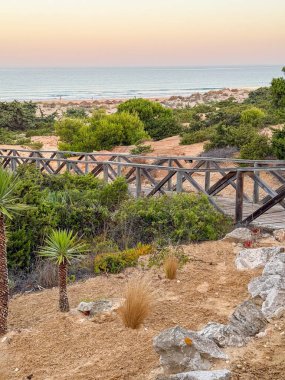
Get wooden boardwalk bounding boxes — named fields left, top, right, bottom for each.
left=214, top=197, right=285, bottom=230
left=1, top=148, right=285, bottom=230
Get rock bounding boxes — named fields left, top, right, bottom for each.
left=248, top=275, right=285, bottom=299
left=199, top=322, right=247, bottom=347
left=235, top=247, right=284, bottom=270
left=153, top=326, right=228, bottom=374
left=77, top=298, right=122, bottom=317
left=262, top=288, right=285, bottom=318
left=273, top=229, right=285, bottom=242
left=157, top=369, right=231, bottom=380
left=263, top=254, right=285, bottom=276
left=223, top=228, right=252, bottom=243
left=229, top=300, right=267, bottom=337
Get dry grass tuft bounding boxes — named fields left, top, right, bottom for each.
left=164, top=254, right=178, bottom=280
left=118, top=277, right=153, bottom=329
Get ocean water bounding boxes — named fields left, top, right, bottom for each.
left=0, top=65, right=283, bottom=101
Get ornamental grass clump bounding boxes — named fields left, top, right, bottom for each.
left=164, top=254, right=178, bottom=280
left=118, top=277, right=153, bottom=329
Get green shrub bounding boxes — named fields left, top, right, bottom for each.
left=240, top=135, right=273, bottom=160
left=271, top=77, right=285, bottom=108
left=117, top=98, right=181, bottom=140
left=0, top=101, right=37, bottom=131
left=240, top=107, right=266, bottom=128
left=65, top=107, right=87, bottom=118
left=113, top=193, right=230, bottom=247
left=180, top=127, right=215, bottom=145
left=94, top=244, right=153, bottom=274
left=56, top=112, right=148, bottom=152
left=130, top=144, right=153, bottom=155
left=272, top=126, right=285, bottom=159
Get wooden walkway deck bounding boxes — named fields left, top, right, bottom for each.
left=214, top=197, right=285, bottom=230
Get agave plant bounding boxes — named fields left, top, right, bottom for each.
left=38, top=229, right=87, bottom=312
left=0, top=168, right=28, bottom=335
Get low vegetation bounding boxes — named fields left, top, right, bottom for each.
left=164, top=254, right=178, bottom=280
left=118, top=276, right=153, bottom=329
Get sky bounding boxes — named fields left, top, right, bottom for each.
left=1, top=0, right=285, bottom=67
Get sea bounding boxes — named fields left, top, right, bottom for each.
left=0, top=65, right=283, bottom=101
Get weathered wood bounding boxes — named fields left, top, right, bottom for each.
left=235, top=171, right=244, bottom=225
left=205, top=161, right=211, bottom=192
left=208, top=171, right=237, bottom=196
left=135, top=168, right=142, bottom=198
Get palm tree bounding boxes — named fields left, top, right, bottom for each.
left=38, top=229, right=87, bottom=312
left=0, top=168, right=27, bottom=335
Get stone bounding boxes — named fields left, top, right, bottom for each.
left=262, top=288, right=285, bottom=318
left=248, top=275, right=285, bottom=299
left=199, top=322, right=247, bottom=348
left=273, top=229, right=285, bottom=242
left=77, top=298, right=122, bottom=317
left=223, top=228, right=252, bottom=243
left=229, top=300, right=267, bottom=337
left=263, top=254, right=285, bottom=276
left=235, top=247, right=284, bottom=270
left=157, top=369, right=231, bottom=380
left=153, top=326, right=228, bottom=375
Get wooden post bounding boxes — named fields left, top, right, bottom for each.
left=103, top=164, right=108, bottom=182
left=176, top=171, right=183, bottom=193
left=85, top=155, right=89, bottom=174
left=11, top=150, right=17, bottom=171
left=235, top=171, right=244, bottom=225
left=205, top=161, right=211, bottom=192
left=136, top=167, right=142, bottom=198
left=168, top=159, right=173, bottom=191
left=117, top=156, right=122, bottom=177
left=253, top=162, right=259, bottom=204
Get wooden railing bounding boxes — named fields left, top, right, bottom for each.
left=1, top=148, right=285, bottom=226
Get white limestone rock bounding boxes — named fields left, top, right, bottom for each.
left=158, top=369, right=231, bottom=380
left=248, top=275, right=285, bottom=299
left=262, top=288, right=285, bottom=318
left=273, top=229, right=285, bottom=242
left=235, top=247, right=284, bottom=270
left=153, top=326, right=228, bottom=375
left=223, top=228, right=252, bottom=243
left=199, top=322, right=247, bottom=348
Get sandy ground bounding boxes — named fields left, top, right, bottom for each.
left=1, top=240, right=284, bottom=380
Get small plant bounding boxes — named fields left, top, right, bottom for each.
left=38, top=229, right=87, bottom=312
left=130, top=144, right=153, bottom=155
left=94, top=244, right=153, bottom=274
left=118, top=276, right=153, bottom=329
left=164, top=254, right=178, bottom=280
left=148, top=246, right=188, bottom=268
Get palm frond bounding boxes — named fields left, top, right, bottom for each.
left=38, top=229, right=88, bottom=265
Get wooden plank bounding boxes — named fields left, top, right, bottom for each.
left=235, top=171, right=244, bottom=224
left=208, top=171, right=237, bottom=196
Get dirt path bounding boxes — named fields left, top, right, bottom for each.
left=2, top=240, right=284, bottom=380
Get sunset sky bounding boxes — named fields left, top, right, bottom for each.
left=1, top=0, right=285, bottom=67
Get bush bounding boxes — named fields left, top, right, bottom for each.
left=180, top=127, right=215, bottom=145
left=240, top=107, right=266, bottom=128
left=65, top=107, right=87, bottom=118
left=0, top=101, right=37, bottom=131
left=240, top=135, right=273, bottom=160
left=130, top=144, right=153, bottom=155
left=6, top=166, right=128, bottom=269
left=56, top=112, right=148, bottom=152
left=117, top=98, right=181, bottom=140
left=272, top=126, right=285, bottom=159
left=271, top=77, right=285, bottom=108
left=113, top=193, right=230, bottom=247
left=94, top=244, right=152, bottom=274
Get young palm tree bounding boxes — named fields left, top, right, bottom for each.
left=0, top=168, right=27, bottom=335
left=38, top=229, right=86, bottom=312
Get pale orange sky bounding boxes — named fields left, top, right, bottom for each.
left=1, top=0, right=285, bottom=67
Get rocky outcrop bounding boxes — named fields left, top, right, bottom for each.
left=153, top=326, right=228, bottom=375
left=235, top=247, right=284, bottom=270
left=157, top=369, right=231, bottom=380
left=199, top=301, right=266, bottom=348
left=273, top=229, right=285, bottom=242
left=223, top=228, right=252, bottom=243
left=248, top=253, right=285, bottom=318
